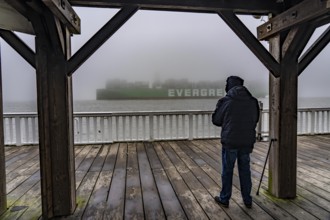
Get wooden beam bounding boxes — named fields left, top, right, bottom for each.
left=0, top=0, right=34, bottom=34
left=217, top=10, right=280, bottom=77
left=68, top=6, right=138, bottom=75
left=0, top=42, right=7, bottom=216
left=42, top=0, right=81, bottom=34
left=0, top=29, right=36, bottom=68
left=4, top=0, right=32, bottom=21
left=281, top=24, right=315, bottom=61
left=257, top=0, right=330, bottom=40
left=69, top=0, right=282, bottom=14
left=299, top=25, right=330, bottom=75
left=267, top=24, right=315, bottom=198
left=32, top=9, right=75, bottom=218
left=269, top=33, right=299, bottom=198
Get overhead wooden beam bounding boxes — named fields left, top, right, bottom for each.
left=42, top=0, right=81, bottom=34
left=299, top=25, right=330, bottom=75
left=68, top=6, right=138, bottom=75
left=257, top=0, right=330, bottom=40
left=69, top=0, right=282, bottom=14
left=0, top=29, right=36, bottom=68
left=0, top=0, right=34, bottom=34
left=217, top=10, right=280, bottom=77
left=4, top=0, right=32, bottom=21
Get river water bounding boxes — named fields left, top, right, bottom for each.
left=3, top=97, right=330, bottom=113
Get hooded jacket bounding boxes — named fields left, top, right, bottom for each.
left=212, top=85, right=259, bottom=152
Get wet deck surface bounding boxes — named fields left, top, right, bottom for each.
left=1, top=135, right=330, bottom=219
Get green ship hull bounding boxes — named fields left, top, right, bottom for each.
left=96, top=88, right=224, bottom=100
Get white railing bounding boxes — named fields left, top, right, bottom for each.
left=3, top=108, right=330, bottom=145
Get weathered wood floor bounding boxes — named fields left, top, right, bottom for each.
left=1, top=135, right=330, bottom=219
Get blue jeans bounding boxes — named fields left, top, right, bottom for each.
left=220, top=147, right=252, bottom=204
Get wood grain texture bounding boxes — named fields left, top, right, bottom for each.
left=0, top=137, right=329, bottom=219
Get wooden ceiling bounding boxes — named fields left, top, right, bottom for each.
left=68, top=0, right=292, bottom=14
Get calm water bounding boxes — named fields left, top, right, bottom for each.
left=3, top=97, right=330, bottom=113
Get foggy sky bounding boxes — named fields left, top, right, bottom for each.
left=1, top=7, right=329, bottom=102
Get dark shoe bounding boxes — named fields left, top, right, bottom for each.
left=214, top=196, right=229, bottom=208
left=244, top=203, right=252, bottom=209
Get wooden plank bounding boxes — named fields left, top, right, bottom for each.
left=125, top=143, right=144, bottom=219
left=1, top=139, right=329, bottom=219
left=104, top=143, right=127, bottom=219
left=18, top=199, right=42, bottom=220
left=6, top=154, right=39, bottom=183
left=296, top=186, right=330, bottom=219
left=137, top=142, right=165, bottom=220
left=4, top=147, right=20, bottom=157
left=6, top=171, right=40, bottom=207
left=169, top=141, right=234, bottom=220
left=71, top=171, right=99, bottom=219
left=253, top=144, right=330, bottom=201
left=5, top=148, right=38, bottom=174
left=82, top=171, right=113, bottom=219
left=5, top=146, right=34, bottom=166
left=75, top=145, right=93, bottom=169
left=251, top=145, right=330, bottom=219
left=144, top=142, right=186, bottom=219
left=89, top=145, right=109, bottom=172
left=154, top=142, right=208, bottom=219
left=0, top=181, right=40, bottom=219
left=83, top=144, right=119, bottom=218
left=76, top=145, right=101, bottom=172
left=102, top=143, right=119, bottom=171
left=75, top=145, right=100, bottom=190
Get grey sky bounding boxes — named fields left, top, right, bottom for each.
left=1, top=7, right=329, bottom=102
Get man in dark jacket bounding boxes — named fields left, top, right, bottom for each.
left=212, top=76, right=259, bottom=209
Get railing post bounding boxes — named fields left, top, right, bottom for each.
left=149, top=114, right=154, bottom=141
left=257, top=101, right=263, bottom=141
left=15, top=116, right=22, bottom=146
left=188, top=114, right=193, bottom=140
left=311, top=110, right=315, bottom=135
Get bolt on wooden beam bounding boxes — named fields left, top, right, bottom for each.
left=257, top=0, right=330, bottom=40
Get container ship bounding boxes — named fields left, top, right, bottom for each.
left=96, top=79, right=225, bottom=100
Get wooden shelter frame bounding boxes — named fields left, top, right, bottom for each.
left=1, top=0, right=330, bottom=218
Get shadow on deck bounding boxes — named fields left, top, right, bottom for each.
left=1, top=135, right=330, bottom=219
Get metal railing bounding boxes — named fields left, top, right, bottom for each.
left=3, top=107, right=330, bottom=145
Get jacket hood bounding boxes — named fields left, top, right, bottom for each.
left=226, top=85, right=253, bottom=100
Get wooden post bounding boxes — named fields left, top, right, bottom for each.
left=33, top=14, right=75, bottom=218
left=268, top=36, right=299, bottom=198
left=0, top=42, right=7, bottom=216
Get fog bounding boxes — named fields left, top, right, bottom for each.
left=1, top=7, right=329, bottom=102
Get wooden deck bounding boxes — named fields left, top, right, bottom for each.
left=1, top=135, right=330, bottom=220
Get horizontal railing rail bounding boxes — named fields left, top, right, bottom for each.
left=3, top=107, right=330, bottom=145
